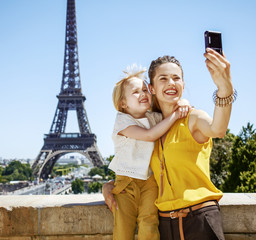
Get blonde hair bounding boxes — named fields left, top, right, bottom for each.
left=113, top=64, right=147, bottom=112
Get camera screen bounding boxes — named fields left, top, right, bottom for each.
left=205, top=31, right=222, bottom=55
left=209, top=33, right=222, bottom=48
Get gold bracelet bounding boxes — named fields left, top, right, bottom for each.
left=213, top=89, right=237, bottom=107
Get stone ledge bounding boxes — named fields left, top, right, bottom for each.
left=0, top=236, right=113, bottom=240
left=0, top=193, right=255, bottom=239
left=219, top=193, right=256, bottom=235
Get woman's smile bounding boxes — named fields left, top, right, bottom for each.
left=164, top=87, right=177, bottom=95
left=153, top=63, right=184, bottom=102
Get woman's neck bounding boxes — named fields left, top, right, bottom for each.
left=159, top=102, right=176, bottom=119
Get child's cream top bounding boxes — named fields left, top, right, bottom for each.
left=108, top=111, right=162, bottom=180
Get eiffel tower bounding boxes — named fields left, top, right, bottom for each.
left=32, top=0, right=104, bottom=180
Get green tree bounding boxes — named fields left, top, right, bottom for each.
left=2, top=161, right=33, bottom=181
left=0, top=166, right=3, bottom=182
left=105, top=155, right=115, bottom=180
left=52, top=163, right=77, bottom=177
left=88, top=182, right=103, bottom=194
left=71, top=178, right=84, bottom=194
left=88, top=167, right=105, bottom=178
left=86, top=156, right=115, bottom=180
left=210, top=130, right=235, bottom=189
left=222, top=123, right=256, bottom=192
left=106, top=155, right=114, bottom=163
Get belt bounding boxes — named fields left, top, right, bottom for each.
left=159, top=201, right=217, bottom=240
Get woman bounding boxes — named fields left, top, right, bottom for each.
left=103, top=48, right=235, bottom=240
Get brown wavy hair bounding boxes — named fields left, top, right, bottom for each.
left=148, top=55, right=183, bottom=112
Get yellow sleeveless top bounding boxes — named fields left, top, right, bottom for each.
left=150, top=112, right=223, bottom=212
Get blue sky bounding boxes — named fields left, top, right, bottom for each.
left=1, top=0, right=256, bottom=160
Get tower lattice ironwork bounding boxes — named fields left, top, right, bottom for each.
left=32, top=0, right=104, bottom=179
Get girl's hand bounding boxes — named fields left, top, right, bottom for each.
left=102, top=181, right=118, bottom=212
left=174, top=105, right=190, bottom=119
left=173, top=98, right=191, bottom=119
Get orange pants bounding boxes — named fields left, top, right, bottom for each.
left=112, top=175, right=160, bottom=240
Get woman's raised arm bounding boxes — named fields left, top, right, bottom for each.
left=189, top=48, right=235, bottom=143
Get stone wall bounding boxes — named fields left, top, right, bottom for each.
left=0, top=193, right=255, bottom=239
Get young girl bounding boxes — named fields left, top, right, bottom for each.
left=108, top=64, right=189, bottom=240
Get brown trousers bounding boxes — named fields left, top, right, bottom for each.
left=112, top=175, right=160, bottom=240
left=159, top=205, right=225, bottom=240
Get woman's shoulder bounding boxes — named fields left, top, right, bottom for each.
left=187, top=108, right=210, bottom=131
left=188, top=108, right=210, bottom=122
